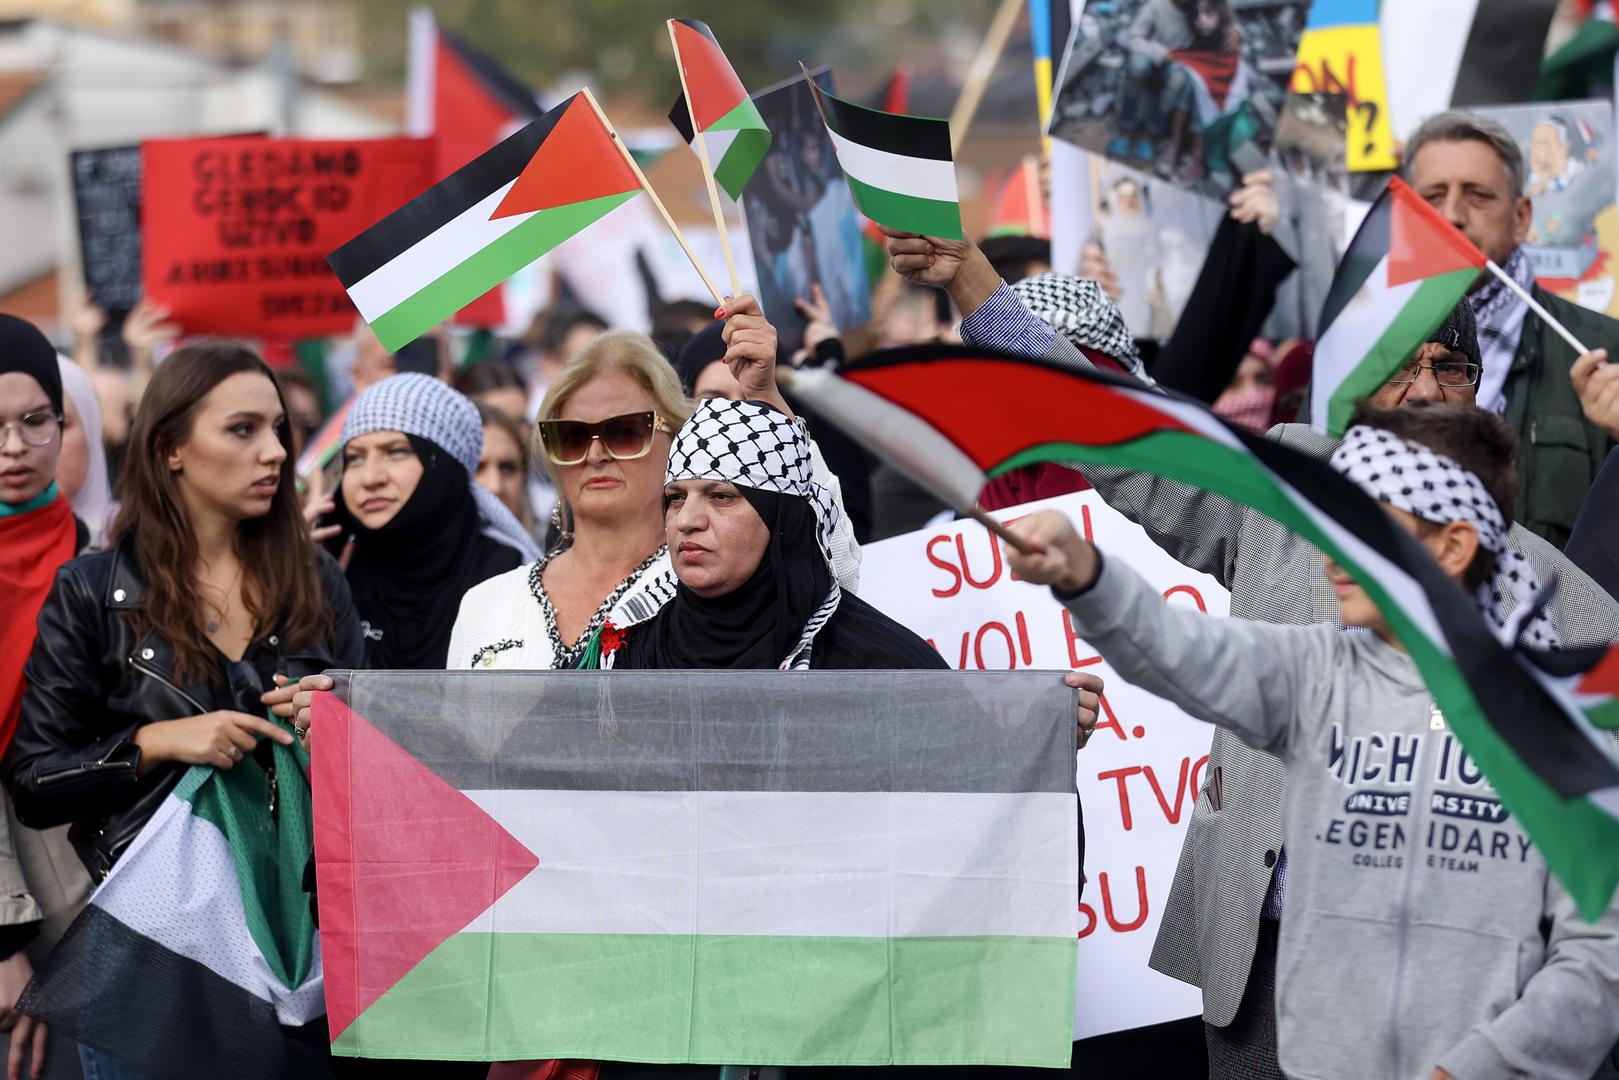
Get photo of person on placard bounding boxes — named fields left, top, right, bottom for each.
left=1048, top=0, right=1309, bottom=198
left=741, top=68, right=871, bottom=356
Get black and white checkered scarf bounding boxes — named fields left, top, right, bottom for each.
left=344, top=373, right=540, bottom=562
left=1467, top=247, right=1533, bottom=414
left=1011, top=272, right=1147, bottom=378
left=1331, top=424, right=1558, bottom=650
left=662, top=399, right=842, bottom=669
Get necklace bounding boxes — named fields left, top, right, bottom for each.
left=201, top=562, right=244, bottom=636
left=530, top=547, right=665, bottom=668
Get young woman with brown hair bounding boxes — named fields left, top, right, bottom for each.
left=4, top=341, right=363, bottom=1077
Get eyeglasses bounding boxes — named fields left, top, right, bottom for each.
left=0, top=410, right=62, bottom=448
left=538, top=411, right=669, bottom=466
left=1386, top=359, right=1481, bottom=388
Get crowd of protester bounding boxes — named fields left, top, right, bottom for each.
left=2, top=106, right=1619, bottom=1079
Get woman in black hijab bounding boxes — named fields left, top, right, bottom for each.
left=328, top=373, right=537, bottom=670
left=610, top=397, right=941, bottom=672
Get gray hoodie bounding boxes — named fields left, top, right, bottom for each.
left=1063, top=556, right=1619, bottom=1080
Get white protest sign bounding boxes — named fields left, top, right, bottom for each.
left=858, top=490, right=1226, bottom=1040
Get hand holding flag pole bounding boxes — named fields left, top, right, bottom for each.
left=669, top=20, right=742, bottom=297
left=579, top=87, right=724, bottom=305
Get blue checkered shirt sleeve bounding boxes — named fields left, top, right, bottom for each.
left=957, top=282, right=1056, bottom=357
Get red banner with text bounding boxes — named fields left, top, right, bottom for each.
left=142, top=136, right=434, bottom=343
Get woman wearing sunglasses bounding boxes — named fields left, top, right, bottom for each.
left=443, top=294, right=860, bottom=672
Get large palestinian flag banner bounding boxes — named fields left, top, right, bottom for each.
left=666, top=19, right=770, bottom=201
left=783, top=346, right=1619, bottom=920
left=329, top=90, right=641, bottom=353
left=806, top=73, right=962, bottom=240
left=312, top=669, right=1078, bottom=1065
left=23, top=744, right=324, bottom=1080
left=1310, top=177, right=1485, bottom=436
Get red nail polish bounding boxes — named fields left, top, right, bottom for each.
left=714, top=307, right=725, bottom=318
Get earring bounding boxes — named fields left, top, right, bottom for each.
left=551, top=501, right=573, bottom=543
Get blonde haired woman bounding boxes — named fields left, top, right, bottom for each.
left=445, top=295, right=860, bottom=670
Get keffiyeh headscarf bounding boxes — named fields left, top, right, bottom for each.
left=1467, top=246, right=1532, bottom=414
left=627, top=399, right=843, bottom=670
left=1011, top=273, right=1146, bottom=378
left=1330, top=425, right=1558, bottom=650
left=342, top=373, right=539, bottom=561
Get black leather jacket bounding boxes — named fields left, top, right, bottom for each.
left=4, top=541, right=363, bottom=881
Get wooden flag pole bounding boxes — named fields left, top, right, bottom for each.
left=1485, top=258, right=1590, bottom=356
left=669, top=22, right=742, bottom=298
left=950, top=0, right=1024, bottom=155
left=580, top=86, right=725, bottom=305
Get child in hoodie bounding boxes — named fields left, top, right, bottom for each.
left=1006, top=401, right=1619, bottom=1080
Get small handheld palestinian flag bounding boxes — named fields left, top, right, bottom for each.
left=782, top=346, right=1619, bottom=920
left=1311, top=177, right=1485, bottom=436
left=666, top=19, right=770, bottom=201
left=329, top=90, right=644, bottom=353
left=804, top=66, right=962, bottom=240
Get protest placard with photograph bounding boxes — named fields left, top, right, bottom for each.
left=1085, top=157, right=1222, bottom=338
left=859, top=491, right=1226, bottom=1039
left=1049, top=0, right=1310, bottom=198
left=71, top=145, right=144, bottom=314
left=741, top=69, right=871, bottom=355
left=1476, top=100, right=1619, bottom=318
left=142, top=136, right=435, bottom=342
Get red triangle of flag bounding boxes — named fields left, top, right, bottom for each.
left=491, top=95, right=641, bottom=220
left=1578, top=643, right=1619, bottom=698
left=312, top=693, right=539, bottom=1040
left=671, top=20, right=747, bottom=132
left=1386, top=177, right=1486, bottom=288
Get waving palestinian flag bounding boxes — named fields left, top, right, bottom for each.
left=1311, top=177, right=1486, bottom=436
left=784, top=346, right=1619, bottom=920
left=806, top=73, right=962, bottom=240
left=666, top=19, right=770, bottom=201
left=329, top=90, right=641, bottom=352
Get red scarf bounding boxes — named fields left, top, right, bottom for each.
left=0, top=493, right=77, bottom=754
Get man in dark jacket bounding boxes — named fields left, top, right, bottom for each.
left=1406, top=110, right=1617, bottom=547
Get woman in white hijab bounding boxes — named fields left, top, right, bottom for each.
left=55, top=355, right=114, bottom=548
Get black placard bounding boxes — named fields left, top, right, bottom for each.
left=71, top=145, right=143, bottom=312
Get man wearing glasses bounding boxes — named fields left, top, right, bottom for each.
left=1407, top=110, right=1619, bottom=548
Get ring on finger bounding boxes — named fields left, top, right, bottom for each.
left=226, top=745, right=241, bottom=760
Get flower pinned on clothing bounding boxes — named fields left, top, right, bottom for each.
left=576, top=620, right=626, bottom=670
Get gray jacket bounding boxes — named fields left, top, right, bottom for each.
left=1063, top=557, right=1619, bottom=1080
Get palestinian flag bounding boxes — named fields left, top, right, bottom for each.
left=405, top=9, right=548, bottom=327
left=312, top=669, right=1078, bottom=1065
left=1310, top=177, right=1485, bottom=437
left=806, top=75, right=962, bottom=240
left=782, top=346, right=1619, bottom=920
left=23, top=745, right=324, bottom=1079
left=666, top=20, right=770, bottom=201
left=405, top=8, right=545, bottom=176
left=329, top=90, right=641, bottom=353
